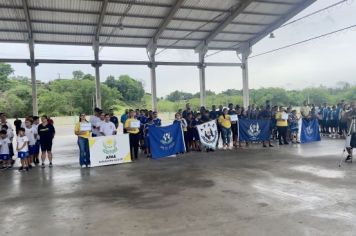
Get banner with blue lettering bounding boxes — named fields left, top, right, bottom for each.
left=300, top=118, right=321, bottom=143
left=148, top=122, right=185, bottom=159
left=239, top=119, right=270, bottom=142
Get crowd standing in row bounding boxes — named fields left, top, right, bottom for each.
left=0, top=113, right=55, bottom=171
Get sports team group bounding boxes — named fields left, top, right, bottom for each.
left=1, top=100, right=355, bottom=170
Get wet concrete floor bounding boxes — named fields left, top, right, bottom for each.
left=0, top=136, right=355, bottom=236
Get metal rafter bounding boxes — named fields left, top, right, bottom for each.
left=95, top=0, right=109, bottom=41
left=195, top=0, right=254, bottom=53
left=147, top=0, right=185, bottom=53
left=245, top=0, right=317, bottom=49
left=21, top=0, right=32, bottom=39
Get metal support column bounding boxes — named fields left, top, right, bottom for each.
left=240, top=47, right=252, bottom=109
left=198, top=51, right=207, bottom=107
left=148, top=51, right=158, bottom=111
left=92, top=41, right=102, bottom=109
left=27, top=38, right=38, bottom=115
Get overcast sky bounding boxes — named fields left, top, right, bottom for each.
left=1, top=0, right=356, bottom=97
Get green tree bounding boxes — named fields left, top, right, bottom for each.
left=0, top=63, right=14, bottom=91
left=105, top=75, right=144, bottom=102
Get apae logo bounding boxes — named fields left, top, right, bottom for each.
left=102, top=138, right=118, bottom=155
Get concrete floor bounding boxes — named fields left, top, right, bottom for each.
left=0, top=136, right=355, bottom=236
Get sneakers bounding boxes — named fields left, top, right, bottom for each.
left=25, top=167, right=29, bottom=171
left=49, top=162, right=53, bottom=168
left=345, top=155, right=352, bottom=162
left=18, top=166, right=24, bottom=171
left=41, top=163, right=45, bottom=168
left=28, top=164, right=33, bottom=169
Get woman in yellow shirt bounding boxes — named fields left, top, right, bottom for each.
left=218, top=108, right=232, bottom=149
left=74, top=114, right=91, bottom=168
left=124, top=110, right=140, bottom=160
left=275, top=106, right=289, bottom=145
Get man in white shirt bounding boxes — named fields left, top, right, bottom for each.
left=89, top=108, right=102, bottom=137
left=100, top=114, right=117, bottom=136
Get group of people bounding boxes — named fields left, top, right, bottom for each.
left=73, top=100, right=355, bottom=167
left=0, top=113, right=55, bottom=171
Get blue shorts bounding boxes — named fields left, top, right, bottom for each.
left=18, top=152, right=29, bottom=159
left=0, top=154, right=10, bottom=160
left=29, top=145, right=37, bottom=155
left=34, top=142, right=40, bottom=154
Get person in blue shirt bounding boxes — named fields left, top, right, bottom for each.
left=120, top=109, right=129, bottom=133
left=182, top=103, right=192, bottom=120
left=209, top=105, right=218, bottom=120
left=152, top=111, right=161, bottom=126
left=143, top=118, right=154, bottom=158
left=186, top=113, right=195, bottom=151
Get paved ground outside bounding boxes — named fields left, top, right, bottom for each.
left=1, top=129, right=355, bottom=235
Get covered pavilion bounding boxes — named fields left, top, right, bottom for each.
left=0, top=0, right=316, bottom=114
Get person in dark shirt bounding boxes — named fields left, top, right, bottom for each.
left=259, top=106, right=274, bottom=148
left=182, top=103, right=192, bottom=120
left=209, top=105, right=218, bottom=120
left=38, top=115, right=55, bottom=168
left=109, top=109, right=119, bottom=129
left=14, top=117, right=22, bottom=135
left=201, top=110, right=210, bottom=123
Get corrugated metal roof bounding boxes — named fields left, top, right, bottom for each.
left=0, top=0, right=315, bottom=51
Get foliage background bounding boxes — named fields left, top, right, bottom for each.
left=0, top=63, right=355, bottom=117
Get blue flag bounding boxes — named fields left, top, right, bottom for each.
left=148, top=122, right=185, bottom=159
left=239, top=119, right=270, bottom=142
left=300, top=118, right=321, bottom=143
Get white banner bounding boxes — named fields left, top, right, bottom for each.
left=88, top=134, right=131, bottom=167
left=196, top=120, right=218, bottom=149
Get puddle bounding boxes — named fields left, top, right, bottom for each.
left=290, top=165, right=345, bottom=178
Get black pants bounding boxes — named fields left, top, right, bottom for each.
left=183, top=131, right=189, bottom=152
left=277, top=126, right=288, bottom=144
left=129, top=133, right=140, bottom=160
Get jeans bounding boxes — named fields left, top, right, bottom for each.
left=221, top=127, right=231, bottom=146
left=78, top=137, right=90, bottom=166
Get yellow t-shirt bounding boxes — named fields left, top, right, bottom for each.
left=275, top=112, right=288, bottom=127
left=74, top=122, right=91, bottom=139
left=124, top=118, right=140, bottom=134
left=218, top=115, right=231, bottom=129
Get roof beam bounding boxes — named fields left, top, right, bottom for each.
left=245, top=0, right=316, bottom=49
left=95, top=0, right=109, bottom=41
left=21, top=0, right=32, bottom=39
left=0, top=5, right=275, bottom=24
left=0, top=58, right=241, bottom=67
left=0, top=29, right=246, bottom=43
left=195, top=0, right=254, bottom=53
left=147, top=0, right=184, bottom=52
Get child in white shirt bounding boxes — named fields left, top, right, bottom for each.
left=24, top=118, right=38, bottom=168
left=0, top=130, right=11, bottom=169
left=17, top=128, right=29, bottom=171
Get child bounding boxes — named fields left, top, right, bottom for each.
left=24, top=118, right=37, bottom=168
left=17, top=128, right=29, bottom=171
left=32, top=116, right=41, bottom=164
left=0, top=130, right=12, bottom=169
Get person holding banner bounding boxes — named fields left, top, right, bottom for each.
left=218, top=108, right=232, bottom=150
left=345, top=101, right=356, bottom=161
left=275, top=107, right=289, bottom=145
left=100, top=114, right=117, bottom=136
left=124, top=110, right=140, bottom=160
left=74, top=114, right=91, bottom=168
left=173, top=113, right=188, bottom=152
